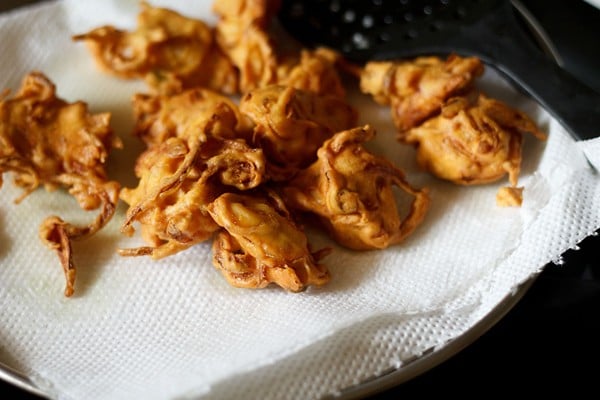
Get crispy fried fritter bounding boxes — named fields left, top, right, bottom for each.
left=145, top=42, right=240, bottom=95
left=240, top=84, right=358, bottom=180
left=120, top=89, right=266, bottom=259
left=73, top=2, right=238, bottom=94
left=119, top=136, right=266, bottom=258
left=283, top=125, right=430, bottom=250
left=213, top=0, right=281, bottom=93
left=360, top=54, right=484, bottom=135
left=276, top=47, right=347, bottom=97
left=131, top=87, right=254, bottom=147
left=208, top=190, right=330, bottom=291
left=0, top=71, right=122, bottom=296
left=213, top=0, right=281, bottom=28
left=405, top=94, right=546, bottom=203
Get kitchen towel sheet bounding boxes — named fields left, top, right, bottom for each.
left=0, top=1, right=598, bottom=399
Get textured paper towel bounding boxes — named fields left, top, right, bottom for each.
left=0, top=1, right=598, bottom=399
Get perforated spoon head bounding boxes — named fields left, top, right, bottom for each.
left=277, top=0, right=600, bottom=141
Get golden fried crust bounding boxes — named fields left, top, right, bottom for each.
left=119, top=137, right=219, bottom=258
left=131, top=87, right=254, bottom=147
left=276, top=47, right=347, bottom=97
left=0, top=71, right=121, bottom=296
left=283, top=125, right=430, bottom=250
left=360, top=54, right=484, bottom=134
left=214, top=0, right=280, bottom=93
left=73, top=2, right=238, bottom=94
left=119, top=134, right=266, bottom=259
left=208, top=191, right=330, bottom=292
left=145, top=40, right=240, bottom=95
left=496, top=186, right=524, bottom=207
left=120, top=87, right=266, bottom=259
left=406, top=94, right=546, bottom=187
left=212, top=0, right=281, bottom=28
left=240, top=84, right=358, bottom=180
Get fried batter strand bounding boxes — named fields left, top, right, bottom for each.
left=284, top=125, right=430, bottom=250
left=405, top=94, right=546, bottom=205
left=240, top=84, right=358, bottom=180
left=0, top=71, right=122, bottom=296
left=73, top=2, right=238, bottom=94
left=120, top=90, right=266, bottom=259
left=360, top=54, right=484, bottom=135
left=208, top=191, right=330, bottom=291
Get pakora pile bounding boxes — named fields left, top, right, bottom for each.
left=0, top=0, right=547, bottom=296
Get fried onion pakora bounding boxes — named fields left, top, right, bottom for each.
left=276, top=47, right=347, bottom=98
left=119, top=137, right=265, bottom=258
left=360, top=54, right=484, bottom=135
left=213, top=0, right=281, bottom=93
left=214, top=1, right=348, bottom=96
left=208, top=190, right=330, bottom=292
left=73, top=2, right=238, bottom=95
left=120, top=89, right=266, bottom=259
left=283, top=125, right=430, bottom=250
left=240, top=84, right=358, bottom=180
left=131, top=87, right=254, bottom=148
left=405, top=94, right=546, bottom=205
left=0, top=71, right=122, bottom=297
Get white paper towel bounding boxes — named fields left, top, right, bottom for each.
left=0, top=1, right=598, bottom=399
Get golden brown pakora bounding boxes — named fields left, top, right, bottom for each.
left=1, top=0, right=554, bottom=299
left=240, top=84, right=358, bottom=180
left=213, top=0, right=281, bottom=93
left=131, top=87, right=254, bottom=147
left=73, top=1, right=238, bottom=94
left=208, top=190, right=330, bottom=292
left=404, top=94, right=546, bottom=205
left=276, top=47, right=347, bottom=97
left=283, top=125, right=430, bottom=250
left=0, top=71, right=122, bottom=296
left=119, top=136, right=266, bottom=258
left=120, top=88, right=266, bottom=259
left=360, top=54, right=484, bottom=135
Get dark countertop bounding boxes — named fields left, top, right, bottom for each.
left=1, top=0, right=599, bottom=398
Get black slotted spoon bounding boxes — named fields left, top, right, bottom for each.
left=277, top=0, right=600, bottom=142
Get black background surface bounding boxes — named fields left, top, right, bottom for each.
left=1, top=0, right=599, bottom=398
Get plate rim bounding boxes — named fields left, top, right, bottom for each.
left=335, top=276, right=537, bottom=399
